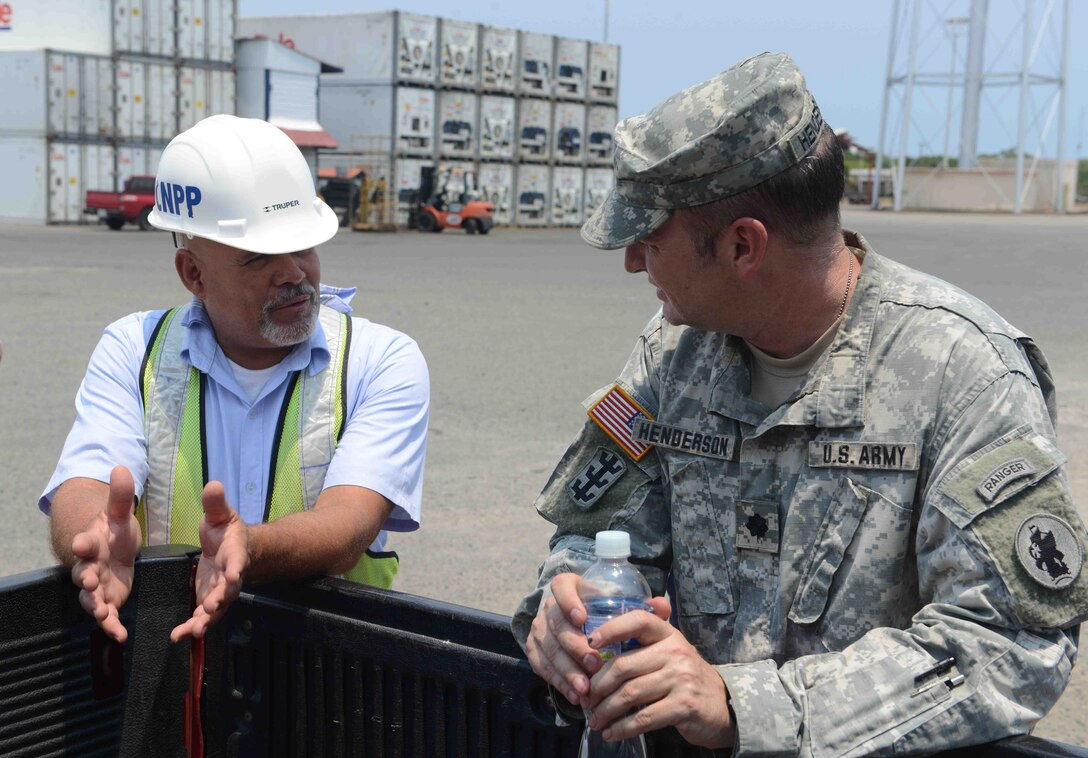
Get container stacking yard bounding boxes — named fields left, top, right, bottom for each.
left=239, top=12, right=621, bottom=228
left=1, top=5, right=616, bottom=229
left=0, top=0, right=237, bottom=226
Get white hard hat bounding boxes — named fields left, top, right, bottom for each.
left=148, top=114, right=338, bottom=254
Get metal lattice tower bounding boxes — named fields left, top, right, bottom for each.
left=872, top=0, right=1072, bottom=213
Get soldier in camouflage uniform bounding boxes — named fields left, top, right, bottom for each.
left=512, top=52, right=1088, bottom=755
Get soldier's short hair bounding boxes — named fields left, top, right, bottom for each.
left=679, top=124, right=845, bottom=255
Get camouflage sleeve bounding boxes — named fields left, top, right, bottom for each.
left=720, top=363, right=1088, bottom=756
left=512, top=316, right=671, bottom=650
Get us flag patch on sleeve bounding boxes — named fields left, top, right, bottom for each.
left=587, top=385, right=654, bottom=461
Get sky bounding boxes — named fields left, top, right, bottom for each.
left=239, top=0, right=1088, bottom=160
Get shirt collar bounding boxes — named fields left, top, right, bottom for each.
left=707, top=231, right=880, bottom=431
left=179, top=283, right=356, bottom=378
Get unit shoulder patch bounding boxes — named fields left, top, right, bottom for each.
left=1015, top=514, right=1083, bottom=590
left=567, top=447, right=627, bottom=508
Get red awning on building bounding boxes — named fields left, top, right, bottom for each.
left=278, top=127, right=338, bottom=149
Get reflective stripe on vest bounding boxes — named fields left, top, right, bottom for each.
left=137, top=301, right=398, bottom=588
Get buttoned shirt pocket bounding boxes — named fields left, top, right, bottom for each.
left=669, top=457, right=735, bottom=616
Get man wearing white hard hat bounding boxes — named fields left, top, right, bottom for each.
left=41, top=115, right=430, bottom=643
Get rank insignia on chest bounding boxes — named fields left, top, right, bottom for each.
left=587, top=385, right=654, bottom=461
left=736, top=500, right=779, bottom=553
left=568, top=447, right=627, bottom=508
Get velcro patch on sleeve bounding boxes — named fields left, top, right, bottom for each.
left=937, top=426, right=1066, bottom=527
left=964, top=476, right=1088, bottom=629
left=587, top=385, right=654, bottom=461
left=536, top=421, right=659, bottom=537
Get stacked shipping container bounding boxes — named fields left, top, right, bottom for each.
left=0, top=0, right=236, bottom=225
left=239, top=12, right=619, bottom=227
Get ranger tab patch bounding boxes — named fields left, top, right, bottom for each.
left=1015, top=514, right=1082, bottom=589
left=632, top=419, right=733, bottom=460
left=977, top=457, right=1037, bottom=503
left=809, top=442, right=919, bottom=471
left=587, top=385, right=653, bottom=461
left=567, top=447, right=627, bottom=508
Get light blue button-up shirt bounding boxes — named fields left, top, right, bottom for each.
left=41, top=285, right=429, bottom=553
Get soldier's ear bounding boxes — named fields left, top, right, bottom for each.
left=723, top=217, right=768, bottom=280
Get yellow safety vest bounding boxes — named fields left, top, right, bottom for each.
left=135, top=303, right=398, bottom=588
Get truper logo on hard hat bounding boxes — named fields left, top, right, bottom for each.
left=156, top=181, right=202, bottom=219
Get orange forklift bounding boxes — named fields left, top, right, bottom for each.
left=408, top=165, right=494, bottom=234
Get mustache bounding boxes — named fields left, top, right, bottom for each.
left=264, top=282, right=318, bottom=312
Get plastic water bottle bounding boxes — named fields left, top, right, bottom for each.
left=577, top=530, right=651, bottom=758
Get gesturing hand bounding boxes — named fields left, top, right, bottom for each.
left=70, top=466, right=142, bottom=643
left=170, top=481, right=249, bottom=642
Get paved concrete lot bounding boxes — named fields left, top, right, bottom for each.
left=2, top=208, right=1086, bottom=745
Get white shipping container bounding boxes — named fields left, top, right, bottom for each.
left=517, top=31, right=553, bottom=97
left=0, top=136, right=48, bottom=224
left=319, top=84, right=393, bottom=154
left=206, top=0, right=237, bottom=63
left=178, top=66, right=235, bottom=133
left=586, top=105, right=617, bottom=165
left=240, top=12, right=437, bottom=84
left=396, top=13, right=438, bottom=84
left=584, top=167, right=613, bottom=219
left=396, top=87, right=436, bottom=157
left=117, top=58, right=182, bottom=142
left=177, top=0, right=208, bottom=60
left=116, top=59, right=148, bottom=141
left=394, top=157, right=434, bottom=225
left=117, top=144, right=166, bottom=180
left=555, top=38, right=588, bottom=100
left=553, top=102, right=585, bottom=164
left=0, top=136, right=120, bottom=224
left=517, top=98, right=552, bottom=162
left=0, top=0, right=112, bottom=56
left=178, top=66, right=209, bottom=131
left=439, top=18, right=478, bottom=88
left=438, top=91, right=477, bottom=159
left=515, top=164, right=549, bottom=226
left=589, top=42, right=620, bottom=103
left=114, top=0, right=175, bottom=58
left=478, top=95, right=515, bottom=160
left=480, top=26, right=516, bottom=93
left=0, top=50, right=112, bottom=139
left=476, top=163, right=514, bottom=225
left=551, top=166, right=584, bottom=226
left=147, top=62, right=177, bottom=141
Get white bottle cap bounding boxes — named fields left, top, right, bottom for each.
left=594, top=530, right=631, bottom=559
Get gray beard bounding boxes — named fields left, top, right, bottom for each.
left=259, top=283, right=319, bottom=347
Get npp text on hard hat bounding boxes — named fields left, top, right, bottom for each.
left=148, top=115, right=339, bottom=254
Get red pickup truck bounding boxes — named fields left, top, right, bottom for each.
left=84, top=175, right=157, bottom=231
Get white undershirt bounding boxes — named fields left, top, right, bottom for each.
left=744, top=314, right=844, bottom=408
left=226, top=357, right=279, bottom=404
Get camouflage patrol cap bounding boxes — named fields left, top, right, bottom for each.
left=581, top=52, right=825, bottom=250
